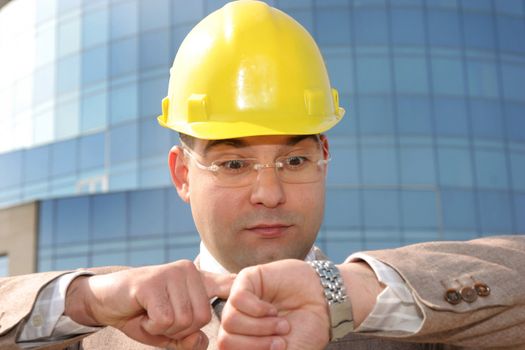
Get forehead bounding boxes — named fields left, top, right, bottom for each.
left=194, top=135, right=319, bottom=154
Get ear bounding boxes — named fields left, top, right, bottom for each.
left=319, top=134, right=330, bottom=160
left=168, top=146, right=190, bottom=203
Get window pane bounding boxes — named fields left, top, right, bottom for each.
left=110, top=122, right=138, bottom=164
left=172, top=0, right=203, bottom=24
left=354, top=8, right=388, bottom=46
left=394, top=56, right=428, bottom=94
left=400, top=146, right=436, bottom=185
left=0, top=151, right=22, bottom=189
left=361, top=147, right=398, bottom=185
left=51, top=139, right=77, bottom=176
left=58, top=0, right=80, bottom=13
left=110, top=0, right=138, bottom=39
left=467, top=60, right=498, bottom=98
left=82, top=46, right=108, bottom=86
left=478, top=191, right=513, bottom=233
left=325, top=189, right=361, bottom=228
left=325, top=54, right=354, bottom=95
left=432, top=57, right=465, bottom=96
left=130, top=189, right=165, bottom=236
left=402, top=191, right=437, bottom=229
left=316, top=8, right=351, bottom=47
left=110, top=83, right=138, bottom=124
left=57, top=54, right=80, bottom=94
left=83, top=9, right=108, bottom=48
left=140, top=77, right=168, bottom=117
left=470, top=99, right=503, bottom=139
left=140, top=0, right=169, bottom=31
left=463, top=13, right=495, bottom=50
left=427, top=10, right=461, bottom=48
left=139, top=118, right=171, bottom=158
left=92, top=193, right=126, bottom=240
left=438, top=147, right=473, bottom=187
left=167, top=189, right=196, bottom=234
left=397, top=96, right=432, bottom=134
left=434, top=97, right=468, bottom=137
left=24, top=145, right=50, bottom=183
left=501, top=63, right=525, bottom=102
left=80, top=132, right=105, bottom=171
left=356, top=56, right=391, bottom=94
left=327, top=147, right=359, bottom=185
left=497, top=17, right=525, bottom=54
left=506, top=103, right=525, bottom=141
left=363, top=190, right=400, bottom=228
left=34, top=64, right=55, bottom=106
left=139, top=29, right=170, bottom=70
left=441, top=189, right=477, bottom=230
left=56, top=196, right=89, bottom=244
left=56, top=99, right=80, bottom=139
left=391, top=8, right=425, bottom=46
left=39, top=200, right=54, bottom=248
left=0, top=255, right=9, bottom=277
left=475, top=149, right=508, bottom=189
left=510, top=152, right=525, bottom=191
left=110, top=37, right=138, bottom=77
left=514, top=194, right=525, bottom=232
left=58, top=17, right=81, bottom=57
left=81, top=91, right=107, bottom=132
left=358, top=96, right=395, bottom=134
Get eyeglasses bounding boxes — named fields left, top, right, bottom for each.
left=181, top=144, right=330, bottom=188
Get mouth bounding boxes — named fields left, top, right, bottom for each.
left=245, top=223, right=292, bottom=238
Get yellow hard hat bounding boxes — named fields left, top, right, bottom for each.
left=157, top=0, right=345, bottom=140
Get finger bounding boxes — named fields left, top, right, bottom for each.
left=161, top=266, right=213, bottom=339
left=229, top=288, right=277, bottom=317
left=166, top=331, right=209, bottom=350
left=139, top=287, right=177, bottom=336
left=119, top=316, right=183, bottom=348
left=217, top=328, right=286, bottom=350
left=221, top=308, right=290, bottom=336
left=202, top=271, right=236, bottom=299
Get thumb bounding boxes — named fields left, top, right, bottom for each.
left=201, top=271, right=236, bottom=299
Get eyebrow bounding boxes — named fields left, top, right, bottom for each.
left=202, top=135, right=318, bottom=155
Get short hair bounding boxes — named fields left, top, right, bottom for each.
left=178, top=132, right=195, bottom=149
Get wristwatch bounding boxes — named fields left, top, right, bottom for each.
left=308, top=260, right=354, bottom=341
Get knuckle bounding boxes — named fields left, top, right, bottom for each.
left=194, top=307, right=212, bottom=326
left=220, top=309, right=237, bottom=331
left=176, top=301, right=194, bottom=329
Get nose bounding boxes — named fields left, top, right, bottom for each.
left=249, top=167, right=286, bottom=208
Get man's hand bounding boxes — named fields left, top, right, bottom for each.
left=217, top=259, right=331, bottom=350
left=217, top=259, right=384, bottom=350
left=65, top=260, right=234, bottom=350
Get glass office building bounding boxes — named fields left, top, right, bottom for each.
left=0, top=0, right=523, bottom=273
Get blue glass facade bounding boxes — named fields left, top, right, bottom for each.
left=0, top=0, right=523, bottom=270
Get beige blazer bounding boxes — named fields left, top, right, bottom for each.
left=1, top=235, right=524, bottom=349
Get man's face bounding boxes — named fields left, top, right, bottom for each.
left=172, top=135, right=329, bottom=273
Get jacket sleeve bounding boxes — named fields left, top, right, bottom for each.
left=0, top=266, right=128, bottom=350
left=0, top=271, right=71, bottom=349
left=362, top=235, right=525, bottom=348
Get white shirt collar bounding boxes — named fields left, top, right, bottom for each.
left=199, top=241, right=317, bottom=274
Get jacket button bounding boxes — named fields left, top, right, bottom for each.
left=460, top=286, right=478, bottom=303
left=445, top=288, right=461, bottom=305
left=474, top=282, right=490, bottom=297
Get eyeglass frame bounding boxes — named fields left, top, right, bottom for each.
left=179, top=136, right=331, bottom=186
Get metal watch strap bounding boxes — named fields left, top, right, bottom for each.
left=308, top=260, right=354, bottom=341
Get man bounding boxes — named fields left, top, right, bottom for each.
left=1, top=1, right=524, bottom=350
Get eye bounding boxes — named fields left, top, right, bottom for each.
left=284, top=156, right=308, bottom=168
left=217, top=159, right=251, bottom=172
